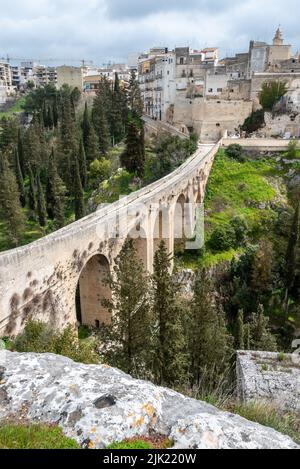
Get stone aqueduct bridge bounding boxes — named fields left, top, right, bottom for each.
left=0, top=141, right=221, bottom=337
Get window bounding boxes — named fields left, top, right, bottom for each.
left=216, top=123, right=220, bottom=127
left=217, top=88, right=223, bottom=92
left=95, top=320, right=100, bottom=329
left=208, top=88, right=213, bottom=93
left=180, top=57, right=184, bottom=65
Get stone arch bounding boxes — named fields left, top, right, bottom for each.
left=76, top=254, right=112, bottom=328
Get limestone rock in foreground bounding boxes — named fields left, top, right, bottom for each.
left=0, top=351, right=298, bottom=450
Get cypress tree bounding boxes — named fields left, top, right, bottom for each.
left=86, top=125, right=100, bottom=163
left=52, top=96, right=58, bottom=127
left=0, top=117, right=18, bottom=152
left=58, top=90, right=79, bottom=190
left=111, top=73, right=125, bottom=145
left=82, top=102, right=91, bottom=150
left=0, top=154, right=25, bottom=246
left=28, top=165, right=37, bottom=215
left=92, top=90, right=111, bottom=155
left=236, top=309, right=245, bottom=350
left=102, top=239, right=152, bottom=378
left=36, top=172, right=47, bottom=227
left=23, top=123, right=42, bottom=172
left=120, top=121, right=145, bottom=177
left=47, top=105, right=54, bottom=129
left=17, top=129, right=25, bottom=177
left=244, top=323, right=251, bottom=350
left=14, top=147, right=26, bottom=207
left=249, top=304, right=277, bottom=352
left=188, top=269, right=233, bottom=389
left=78, top=138, right=88, bottom=189
left=152, top=241, right=188, bottom=386
left=73, top=156, right=85, bottom=220
left=42, top=100, right=48, bottom=127
left=46, top=148, right=66, bottom=228
left=128, top=70, right=144, bottom=117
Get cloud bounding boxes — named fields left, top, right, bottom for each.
left=104, top=0, right=241, bottom=19
left=0, top=0, right=299, bottom=64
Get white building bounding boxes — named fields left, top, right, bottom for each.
left=205, top=70, right=230, bottom=97
left=138, top=49, right=176, bottom=121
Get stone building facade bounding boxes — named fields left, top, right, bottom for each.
left=138, top=28, right=300, bottom=141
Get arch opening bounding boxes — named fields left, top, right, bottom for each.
left=153, top=208, right=170, bottom=255
left=173, top=193, right=196, bottom=255
left=127, top=226, right=148, bottom=270
left=76, top=254, right=112, bottom=328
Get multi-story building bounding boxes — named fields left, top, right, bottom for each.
left=138, top=46, right=219, bottom=123
left=138, top=48, right=176, bottom=121
left=0, top=62, right=14, bottom=103
left=33, top=65, right=57, bottom=87
left=138, top=28, right=300, bottom=140
left=0, top=62, right=13, bottom=91
left=57, top=66, right=84, bottom=90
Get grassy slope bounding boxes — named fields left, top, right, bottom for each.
left=0, top=97, right=26, bottom=119
left=177, top=149, right=285, bottom=269
left=0, top=424, right=79, bottom=449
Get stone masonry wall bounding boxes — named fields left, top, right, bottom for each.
left=237, top=351, right=300, bottom=414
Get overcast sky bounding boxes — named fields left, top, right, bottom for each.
left=0, top=0, right=299, bottom=66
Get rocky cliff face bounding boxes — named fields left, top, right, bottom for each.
left=0, top=351, right=299, bottom=450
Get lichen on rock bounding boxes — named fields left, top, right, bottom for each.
left=0, top=350, right=299, bottom=450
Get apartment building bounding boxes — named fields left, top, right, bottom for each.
left=34, top=65, right=57, bottom=87
left=138, top=46, right=218, bottom=122
left=0, top=62, right=13, bottom=91
left=138, top=48, right=176, bottom=121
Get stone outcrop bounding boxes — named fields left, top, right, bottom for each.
left=0, top=351, right=298, bottom=449
left=237, top=351, right=300, bottom=414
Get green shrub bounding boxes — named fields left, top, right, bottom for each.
left=208, top=225, right=237, bottom=252
left=89, top=158, right=112, bottom=185
left=241, top=110, right=265, bottom=134
left=231, top=216, right=249, bottom=246
left=225, top=144, right=246, bottom=162
left=286, top=141, right=298, bottom=160
left=78, top=325, right=92, bottom=340
left=107, top=440, right=153, bottom=450
left=0, top=424, right=80, bottom=449
left=13, top=320, right=99, bottom=364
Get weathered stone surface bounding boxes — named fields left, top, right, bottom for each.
left=0, top=351, right=299, bottom=449
left=237, top=351, right=300, bottom=413
left=173, top=269, right=195, bottom=298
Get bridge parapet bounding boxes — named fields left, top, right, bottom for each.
left=222, top=138, right=299, bottom=152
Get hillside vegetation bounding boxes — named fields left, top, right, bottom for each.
left=178, top=149, right=285, bottom=269
left=177, top=144, right=300, bottom=350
